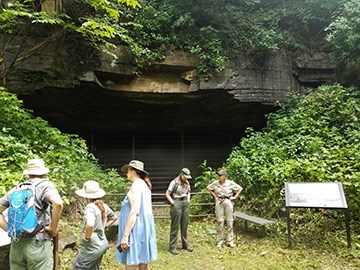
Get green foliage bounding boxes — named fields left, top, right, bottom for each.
left=124, top=0, right=282, bottom=73
left=0, top=87, right=127, bottom=203
left=122, top=0, right=343, bottom=74
left=0, top=0, right=356, bottom=78
left=0, top=0, right=142, bottom=80
left=196, top=85, right=360, bottom=224
left=188, top=161, right=217, bottom=215
left=275, top=0, right=340, bottom=48
left=194, top=161, right=218, bottom=191
left=325, top=0, right=360, bottom=83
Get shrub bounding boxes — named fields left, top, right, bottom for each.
left=0, top=87, right=127, bottom=204
left=196, top=85, right=360, bottom=224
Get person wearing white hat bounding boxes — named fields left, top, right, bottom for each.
left=73, top=180, right=117, bottom=270
left=207, top=169, right=243, bottom=249
left=116, top=160, right=157, bottom=270
left=0, top=158, right=63, bottom=270
left=165, top=167, right=193, bottom=255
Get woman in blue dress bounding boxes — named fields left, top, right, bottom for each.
left=116, top=160, right=157, bottom=270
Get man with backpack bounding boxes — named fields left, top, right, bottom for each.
left=0, top=158, right=63, bottom=270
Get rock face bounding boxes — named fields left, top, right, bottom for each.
left=1, top=35, right=339, bottom=134
left=3, top=42, right=336, bottom=132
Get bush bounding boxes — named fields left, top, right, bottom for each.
left=0, top=87, right=127, bottom=204
left=196, top=84, right=360, bottom=225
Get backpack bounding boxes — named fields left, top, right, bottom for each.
left=170, top=180, right=179, bottom=198
left=7, top=180, right=47, bottom=241
left=170, top=178, right=190, bottom=198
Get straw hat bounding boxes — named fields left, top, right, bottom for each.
left=75, top=180, right=106, bottom=199
left=121, top=160, right=148, bottom=175
left=23, top=158, right=50, bottom=175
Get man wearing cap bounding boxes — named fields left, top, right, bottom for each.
left=207, top=169, right=242, bottom=249
left=0, top=158, right=63, bottom=270
left=165, top=168, right=193, bottom=255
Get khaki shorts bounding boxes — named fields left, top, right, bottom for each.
left=10, top=238, right=53, bottom=270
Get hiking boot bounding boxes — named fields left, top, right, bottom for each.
left=170, top=249, right=179, bottom=255
left=228, top=242, right=235, bottom=248
left=182, top=246, right=193, bottom=252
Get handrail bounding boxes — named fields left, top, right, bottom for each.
left=106, top=191, right=214, bottom=219
left=106, top=191, right=211, bottom=197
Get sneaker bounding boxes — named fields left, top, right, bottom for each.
left=216, top=243, right=222, bottom=249
left=182, top=246, right=193, bottom=252
left=228, top=242, right=235, bottom=248
left=170, top=249, right=179, bottom=255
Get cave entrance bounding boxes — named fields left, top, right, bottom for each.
left=19, top=85, right=276, bottom=198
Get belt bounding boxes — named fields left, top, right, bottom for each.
left=174, top=197, right=187, bottom=200
left=218, top=196, right=230, bottom=199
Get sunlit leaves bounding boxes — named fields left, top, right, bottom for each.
left=0, top=87, right=127, bottom=203
left=118, top=0, right=140, bottom=9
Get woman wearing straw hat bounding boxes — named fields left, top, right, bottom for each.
left=116, top=160, right=157, bottom=270
left=72, top=180, right=117, bottom=270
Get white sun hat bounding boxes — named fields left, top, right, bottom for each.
left=75, top=180, right=106, bottom=199
left=23, top=158, right=50, bottom=175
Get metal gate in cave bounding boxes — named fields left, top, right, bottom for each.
left=90, top=131, right=242, bottom=199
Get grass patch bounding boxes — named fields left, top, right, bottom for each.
left=59, top=218, right=360, bottom=270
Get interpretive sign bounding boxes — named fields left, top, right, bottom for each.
left=0, top=209, right=11, bottom=247
left=285, top=182, right=350, bottom=248
left=285, top=182, right=348, bottom=208
left=0, top=228, right=11, bottom=247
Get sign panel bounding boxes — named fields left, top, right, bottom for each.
left=0, top=228, right=11, bottom=247
left=285, top=182, right=348, bottom=208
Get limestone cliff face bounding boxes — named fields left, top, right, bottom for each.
left=3, top=39, right=336, bottom=102
left=74, top=49, right=336, bottom=105
left=1, top=39, right=337, bottom=132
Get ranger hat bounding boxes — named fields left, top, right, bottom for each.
left=217, top=169, right=227, bottom=177
left=181, top=168, right=192, bottom=179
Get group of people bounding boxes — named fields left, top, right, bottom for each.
left=0, top=158, right=243, bottom=269
left=67, top=159, right=157, bottom=270
left=166, top=168, right=243, bottom=253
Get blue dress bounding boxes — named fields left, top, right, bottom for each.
left=116, top=183, right=157, bottom=265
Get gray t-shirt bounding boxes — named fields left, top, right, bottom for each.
left=0, top=178, right=60, bottom=240
left=167, top=177, right=190, bottom=199
left=77, top=202, right=115, bottom=260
